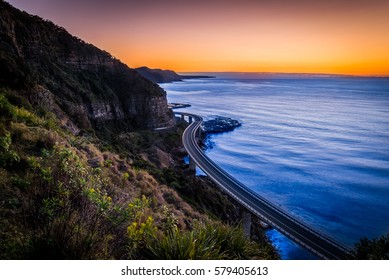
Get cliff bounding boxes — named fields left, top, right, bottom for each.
left=0, top=1, right=175, bottom=136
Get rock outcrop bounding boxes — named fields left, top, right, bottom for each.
left=202, top=116, right=241, bottom=134
left=0, top=1, right=175, bottom=135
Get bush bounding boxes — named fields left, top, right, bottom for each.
left=21, top=145, right=122, bottom=259
left=0, top=93, right=45, bottom=126
left=0, top=94, right=14, bottom=119
left=0, top=132, right=20, bottom=168
left=353, top=234, right=389, bottom=259
left=145, top=225, right=223, bottom=260
left=144, top=222, right=267, bottom=260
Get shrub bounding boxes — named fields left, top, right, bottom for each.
left=144, top=222, right=266, bottom=260
left=125, top=195, right=157, bottom=258
left=145, top=225, right=223, bottom=260
left=0, top=93, right=14, bottom=118
left=353, top=234, right=389, bottom=259
left=0, top=132, right=20, bottom=168
left=0, top=93, right=44, bottom=126
left=22, top=145, right=120, bottom=259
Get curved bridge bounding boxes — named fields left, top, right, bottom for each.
left=177, top=112, right=351, bottom=260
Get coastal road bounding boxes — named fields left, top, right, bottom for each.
left=179, top=112, right=351, bottom=260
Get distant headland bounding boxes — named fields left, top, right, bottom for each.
left=135, top=66, right=215, bottom=83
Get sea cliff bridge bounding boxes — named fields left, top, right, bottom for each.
left=176, top=112, right=351, bottom=260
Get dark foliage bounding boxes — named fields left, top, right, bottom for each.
left=353, top=234, right=389, bottom=260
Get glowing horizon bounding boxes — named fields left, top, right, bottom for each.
left=7, top=0, right=389, bottom=76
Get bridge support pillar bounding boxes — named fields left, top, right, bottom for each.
left=189, top=116, right=193, bottom=124
left=241, top=209, right=252, bottom=238
left=181, top=114, right=185, bottom=122
left=197, top=128, right=202, bottom=138
left=188, top=155, right=196, bottom=171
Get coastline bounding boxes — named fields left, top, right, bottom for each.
left=178, top=111, right=350, bottom=259
left=163, top=76, right=389, bottom=259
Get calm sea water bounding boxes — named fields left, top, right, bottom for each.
left=161, top=75, right=389, bottom=259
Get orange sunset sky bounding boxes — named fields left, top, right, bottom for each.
left=7, top=0, right=389, bottom=76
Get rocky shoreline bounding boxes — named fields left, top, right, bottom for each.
left=168, top=103, right=191, bottom=109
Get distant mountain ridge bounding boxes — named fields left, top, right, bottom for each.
left=136, top=66, right=215, bottom=83
left=135, top=66, right=182, bottom=83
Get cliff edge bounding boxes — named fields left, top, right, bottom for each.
left=0, top=1, right=175, bottom=136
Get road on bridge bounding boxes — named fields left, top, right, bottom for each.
left=179, top=112, right=351, bottom=260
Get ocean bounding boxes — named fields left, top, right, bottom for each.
left=160, top=74, right=389, bottom=259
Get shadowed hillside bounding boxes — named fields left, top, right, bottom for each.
left=0, top=1, right=175, bottom=137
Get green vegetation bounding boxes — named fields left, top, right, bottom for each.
left=0, top=132, right=20, bottom=167
left=145, top=223, right=274, bottom=260
left=0, top=90, right=278, bottom=259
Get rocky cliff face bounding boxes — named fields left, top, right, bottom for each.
left=0, top=1, right=175, bottom=135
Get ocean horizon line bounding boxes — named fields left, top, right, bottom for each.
left=176, top=71, right=389, bottom=79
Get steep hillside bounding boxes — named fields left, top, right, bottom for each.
left=0, top=0, right=175, bottom=137
left=2, top=88, right=278, bottom=259
left=0, top=1, right=279, bottom=260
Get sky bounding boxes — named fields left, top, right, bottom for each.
left=7, top=0, right=389, bottom=76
